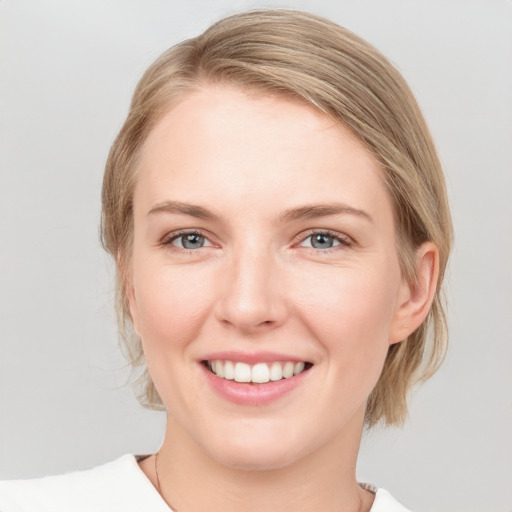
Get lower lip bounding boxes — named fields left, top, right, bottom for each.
left=201, top=364, right=310, bottom=406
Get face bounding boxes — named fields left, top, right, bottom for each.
left=128, top=84, right=412, bottom=470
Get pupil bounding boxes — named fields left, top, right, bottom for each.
left=183, top=234, right=203, bottom=249
left=312, top=234, right=333, bottom=249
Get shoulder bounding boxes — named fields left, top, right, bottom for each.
left=0, top=455, right=169, bottom=512
left=362, top=483, right=414, bottom=512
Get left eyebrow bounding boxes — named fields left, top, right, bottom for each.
left=279, top=203, right=373, bottom=223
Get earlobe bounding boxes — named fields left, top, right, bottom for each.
left=389, top=242, right=439, bottom=345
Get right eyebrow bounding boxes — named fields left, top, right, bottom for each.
left=147, top=200, right=221, bottom=222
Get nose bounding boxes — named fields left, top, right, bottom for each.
left=214, top=245, right=288, bottom=335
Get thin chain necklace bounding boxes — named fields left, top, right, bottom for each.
left=155, top=452, right=179, bottom=511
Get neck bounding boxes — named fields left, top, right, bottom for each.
left=147, top=408, right=374, bottom=512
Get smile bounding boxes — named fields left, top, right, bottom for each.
left=206, top=360, right=312, bottom=384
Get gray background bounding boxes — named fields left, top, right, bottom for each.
left=1, top=1, right=511, bottom=511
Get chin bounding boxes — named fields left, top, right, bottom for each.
left=211, top=443, right=301, bottom=472
left=198, top=420, right=313, bottom=472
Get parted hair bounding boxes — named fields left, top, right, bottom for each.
left=101, top=9, right=453, bottom=426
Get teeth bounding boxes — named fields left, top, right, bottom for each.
left=215, top=360, right=224, bottom=378
left=208, top=360, right=309, bottom=383
left=269, top=362, right=283, bottom=381
left=282, top=362, right=294, bottom=379
left=251, top=363, right=270, bottom=383
left=234, top=362, right=251, bottom=383
left=224, top=360, right=235, bottom=380
left=294, top=362, right=305, bottom=375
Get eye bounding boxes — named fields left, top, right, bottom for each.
left=298, top=231, right=350, bottom=251
left=164, top=230, right=213, bottom=250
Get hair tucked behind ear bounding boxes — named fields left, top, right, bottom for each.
left=101, top=9, right=453, bottom=426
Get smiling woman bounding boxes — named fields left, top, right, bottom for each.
left=128, top=87, right=414, bottom=478
left=0, top=8, right=452, bottom=512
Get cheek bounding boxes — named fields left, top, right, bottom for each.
left=130, top=260, right=218, bottom=406
left=290, top=261, right=400, bottom=365
left=132, top=260, right=215, bottom=348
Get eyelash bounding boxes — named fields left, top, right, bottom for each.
left=161, top=229, right=353, bottom=254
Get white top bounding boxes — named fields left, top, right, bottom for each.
left=0, top=455, right=412, bottom=511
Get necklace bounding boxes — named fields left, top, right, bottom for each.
left=155, top=452, right=179, bottom=511
left=154, top=451, right=161, bottom=493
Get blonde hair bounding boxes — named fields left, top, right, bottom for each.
left=101, top=9, right=453, bottom=426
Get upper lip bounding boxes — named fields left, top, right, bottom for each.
left=201, top=351, right=312, bottom=365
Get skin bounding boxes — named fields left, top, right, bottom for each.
left=129, top=84, right=438, bottom=512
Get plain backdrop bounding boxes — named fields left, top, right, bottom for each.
left=1, top=1, right=511, bottom=511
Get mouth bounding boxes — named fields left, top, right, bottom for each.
left=203, top=360, right=313, bottom=384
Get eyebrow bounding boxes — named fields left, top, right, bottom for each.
left=148, top=200, right=372, bottom=223
left=279, top=203, right=373, bottom=223
left=148, top=201, right=221, bottom=222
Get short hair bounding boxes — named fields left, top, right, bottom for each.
left=101, top=9, right=453, bottom=427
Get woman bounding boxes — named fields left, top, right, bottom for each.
left=0, top=9, right=452, bottom=512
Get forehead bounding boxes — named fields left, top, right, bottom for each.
left=135, top=84, right=392, bottom=222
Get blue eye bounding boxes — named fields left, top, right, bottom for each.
left=309, top=233, right=339, bottom=249
left=299, top=232, right=348, bottom=250
left=169, top=231, right=210, bottom=250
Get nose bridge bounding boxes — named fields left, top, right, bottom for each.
left=216, top=238, right=287, bottom=332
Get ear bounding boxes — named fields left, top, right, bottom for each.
left=389, top=242, right=439, bottom=345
